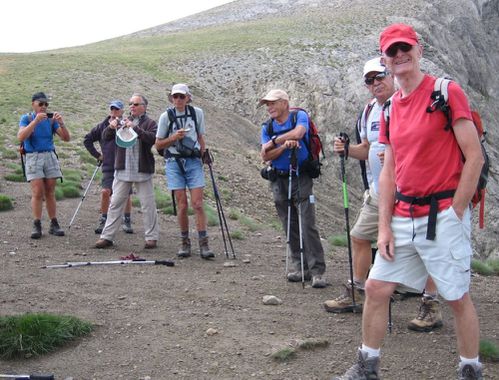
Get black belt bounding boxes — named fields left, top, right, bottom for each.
left=26, top=150, right=55, bottom=153
left=395, top=190, right=455, bottom=240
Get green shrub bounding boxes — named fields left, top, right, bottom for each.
left=479, top=339, right=499, bottom=362
left=471, top=260, right=494, bottom=276
left=204, top=204, right=219, bottom=227
left=4, top=173, right=25, bottom=182
left=0, top=194, right=14, bottom=211
left=486, top=258, right=499, bottom=275
left=271, top=347, right=296, bottom=362
left=230, top=230, right=244, bottom=240
left=55, top=187, right=64, bottom=200
left=328, top=234, right=347, bottom=247
left=154, top=187, right=172, bottom=209
left=0, top=313, right=93, bottom=359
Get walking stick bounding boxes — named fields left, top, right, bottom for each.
left=203, top=149, right=236, bottom=259
left=338, top=133, right=360, bottom=312
left=42, top=258, right=174, bottom=269
left=0, top=374, right=54, bottom=380
left=292, top=148, right=306, bottom=289
left=285, top=153, right=294, bottom=277
left=68, top=161, right=102, bottom=230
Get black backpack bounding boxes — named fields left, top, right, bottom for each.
left=355, top=99, right=376, bottom=191
left=158, top=105, right=199, bottom=157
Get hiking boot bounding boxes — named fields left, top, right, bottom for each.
left=458, top=363, right=483, bottom=380
left=94, top=216, right=106, bottom=234
left=407, top=296, right=443, bottom=332
left=312, top=275, right=326, bottom=288
left=199, top=236, right=215, bottom=259
left=95, top=238, right=113, bottom=249
left=49, top=218, right=65, bottom=236
left=287, top=271, right=311, bottom=282
left=333, top=349, right=380, bottom=380
left=31, top=219, right=42, bottom=239
left=324, top=283, right=364, bottom=313
left=144, top=240, right=157, bottom=249
left=122, top=216, right=133, bottom=234
left=177, top=237, right=192, bottom=258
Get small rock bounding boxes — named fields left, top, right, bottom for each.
left=206, top=327, right=218, bottom=336
left=9, top=251, right=16, bottom=255
left=223, top=261, right=237, bottom=267
left=242, top=259, right=250, bottom=263
left=262, top=295, right=282, bottom=305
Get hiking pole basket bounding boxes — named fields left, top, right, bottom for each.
left=338, top=133, right=360, bottom=312
left=203, top=149, right=236, bottom=259
left=68, top=161, right=102, bottom=230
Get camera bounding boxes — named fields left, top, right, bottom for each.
left=260, top=166, right=277, bottom=181
left=46, top=113, right=54, bottom=118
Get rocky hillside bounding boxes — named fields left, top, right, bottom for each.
left=1, top=0, right=497, bottom=257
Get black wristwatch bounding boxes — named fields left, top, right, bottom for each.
left=272, top=136, right=278, bottom=147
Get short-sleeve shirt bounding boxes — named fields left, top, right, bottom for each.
left=360, top=101, right=384, bottom=194
left=19, top=112, right=60, bottom=153
left=156, top=106, right=205, bottom=156
left=260, top=110, right=310, bottom=171
left=379, top=74, right=472, bottom=217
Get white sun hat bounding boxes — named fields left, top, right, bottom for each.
left=116, top=127, right=138, bottom=148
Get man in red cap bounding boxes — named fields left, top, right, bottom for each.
left=333, top=24, right=484, bottom=380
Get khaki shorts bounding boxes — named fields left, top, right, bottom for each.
left=25, top=151, right=62, bottom=182
left=350, top=188, right=379, bottom=241
left=368, top=206, right=472, bottom=301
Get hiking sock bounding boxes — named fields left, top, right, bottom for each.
left=198, top=230, right=207, bottom=239
left=124, top=213, right=131, bottom=221
left=361, top=344, right=380, bottom=358
left=181, top=231, right=189, bottom=239
left=102, top=213, right=107, bottom=219
left=459, top=356, right=480, bottom=365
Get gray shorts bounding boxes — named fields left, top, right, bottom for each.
left=369, top=206, right=472, bottom=301
left=102, top=171, right=114, bottom=189
left=25, top=151, right=62, bottom=182
left=350, top=188, right=378, bottom=241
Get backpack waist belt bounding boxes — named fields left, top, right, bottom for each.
left=26, top=149, right=55, bottom=154
left=395, top=189, right=455, bottom=240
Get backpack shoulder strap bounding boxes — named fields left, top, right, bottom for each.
left=186, top=105, right=199, bottom=135
left=428, top=77, right=452, bottom=130
left=382, top=96, right=393, bottom=141
left=166, top=108, right=176, bottom=136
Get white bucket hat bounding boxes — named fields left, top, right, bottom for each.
left=116, top=127, right=138, bottom=148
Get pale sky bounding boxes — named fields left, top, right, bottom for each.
left=0, top=0, right=234, bottom=53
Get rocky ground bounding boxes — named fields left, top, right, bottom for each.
left=0, top=163, right=498, bottom=380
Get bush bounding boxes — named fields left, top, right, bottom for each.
left=0, top=194, right=14, bottom=211
left=0, top=313, right=93, bottom=359
left=479, top=339, right=499, bottom=362
left=328, top=234, right=347, bottom=247
left=4, top=173, right=25, bottom=182
left=471, top=260, right=495, bottom=276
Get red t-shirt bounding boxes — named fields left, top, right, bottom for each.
left=379, top=75, right=473, bottom=217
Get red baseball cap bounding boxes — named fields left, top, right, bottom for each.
left=379, top=23, right=419, bottom=53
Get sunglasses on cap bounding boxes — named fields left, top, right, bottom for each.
left=364, top=72, right=389, bottom=85
left=385, top=42, right=413, bottom=58
left=172, top=93, right=186, bottom=100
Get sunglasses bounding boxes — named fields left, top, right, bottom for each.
left=38, top=102, right=49, bottom=107
left=172, top=94, right=186, bottom=100
left=385, top=42, right=413, bottom=58
left=364, top=72, right=388, bottom=85
left=129, top=102, right=144, bottom=107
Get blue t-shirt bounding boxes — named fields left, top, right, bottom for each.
left=261, top=110, right=310, bottom=171
left=19, top=113, right=60, bottom=153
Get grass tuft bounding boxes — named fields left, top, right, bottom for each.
left=4, top=173, right=25, bottom=182
left=471, top=260, right=495, bottom=276
left=297, top=339, right=329, bottom=350
left=0, top=313, right=93, bottom=359
left=328, top=234, right=347, bottom=247
left=479, top=339, right=499, bottom=362
left=271, top=347, right=296, bottom=362
left=0, top=194, right=14, bottom=211
left=486, top=258, right=499, bottom=275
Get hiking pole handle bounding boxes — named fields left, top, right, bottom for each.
left=338, top=132, right=350, bottom=159
left=155, top=260, right=175, bottom=266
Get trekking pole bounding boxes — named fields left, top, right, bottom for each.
left=285, top=153, right=294, bottom=277
left=292, top=148, right=306, bottom=289
left=203, top=149, right=236, bottom=259
left=338, top=133, right=360, bottom=312
left=0, top=374, right=54, bottom=380
left=68, top=161, right=102, bottom=230
left=42, top=258, right=174, bottom=269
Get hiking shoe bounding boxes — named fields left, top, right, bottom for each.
left=312, top=275, right=326, bottom=288
left=144, top=240, right=157, bottom=249
left=122, top=216, right=133, bottom=234
left=94, top=216, right=106, bottom=234
left=333, top=349, right=380, bottom=380
left=31, top=219, right=42, bottom=239
left=324, top=283, right=364, bottom=313
left=177, top=237, right=192, bottom=258
left=287, top=271, right=311, bottom=282
left=458, top=363, right=483, bottom=380
left=407, top=296, right=443, bottom=332
left=49, top=218, right=65, bottom=236
left=95, top=238, right=113, bottom=249
left=199, top=236, right=215, bottom=259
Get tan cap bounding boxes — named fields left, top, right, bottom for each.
left=258, top=89, right=289, bottom=107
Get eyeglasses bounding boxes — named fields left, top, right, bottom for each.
left=364, top=72, right=388, bottom=85
left=172, top=94, right=186, bottom=100
left=38, top=102, right=49, bottom=107
left=129, top=102, right=144, bottom=107
left=385, top=42, right=413, bottom=58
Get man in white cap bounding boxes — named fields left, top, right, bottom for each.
left=84, top=100, right=134, bottom=234
left=155, top=84, right=214, bottom=259
left=95, top=93, right=159, bottom=249
left=259, top=89, right=326, bottom=288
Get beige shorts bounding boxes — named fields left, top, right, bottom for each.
left=368, top=206, right=472, bottom=301
left=25, top=151, right=62, bottom=182
left=350, top=188, right=379, bottom=242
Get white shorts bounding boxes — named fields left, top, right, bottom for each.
left=368, top=206, right=472, bottom=301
